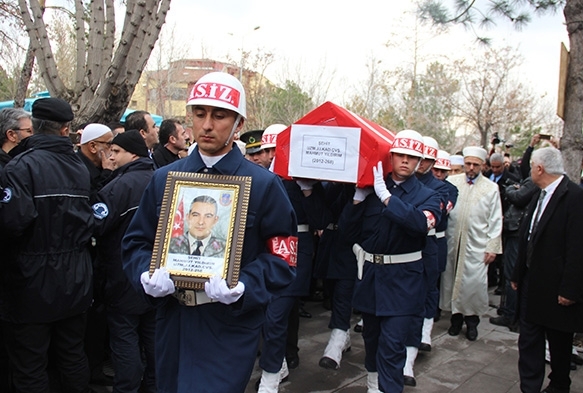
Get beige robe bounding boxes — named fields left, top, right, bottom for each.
left=440, top=173, right=503, bottom=316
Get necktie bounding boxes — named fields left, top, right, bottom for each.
left=192, top=240, right=203, bottom=256
left=467, top=179, right=474, bottom=185
left=531, top=190, right=547, bottom=235
left=526, top=190, right=546, bottom=268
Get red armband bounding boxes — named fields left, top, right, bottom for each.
left=423, top=210, right=436, bottom=230
left=267, top=236, right=298, bottom=267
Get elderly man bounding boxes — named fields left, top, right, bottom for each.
left=0, top=108, right=33, bottom=168
left=77, top=123, right=115, bottom=200
left=0, top=97, right=94, bottom=393
left=511, top=147, right=583, bottom=393
left=440, top=146, right=503, bottom=341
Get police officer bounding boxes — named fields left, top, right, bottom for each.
left=339, top=129, right=441, bottom=393
left=92, top=130, right=156, bottom=393
left=0, top=97, right=94, bottom=393
left=403, top=137, right=450, bottom=387
left=121, top=72, right=298, bottom=393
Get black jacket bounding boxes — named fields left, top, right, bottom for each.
left=152, top=144, right=180, bottom=168
left=0, top=134, right=94, bottom=323
left=77, top=149, right=112, bottom=202
left=93, top=158, right=154, bottom=314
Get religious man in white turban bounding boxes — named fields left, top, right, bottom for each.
left=440, top=146, right=503, bottom=341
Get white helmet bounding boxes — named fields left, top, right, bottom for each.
left=434, top=150, right=451, bottom=170
left=186, top=72, right=246, bottom=119
left=390, top=129, right=425, bottom=158
left=261, top=124, right=287, bottom=149
left=422, top=136, right=439, bottom=160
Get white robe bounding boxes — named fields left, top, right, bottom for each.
left=440, top=173, right=503, bottom=316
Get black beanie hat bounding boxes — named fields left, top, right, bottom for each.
left=112, top=130, right=149, bottom=157
left=31, top=98, right=74, bottom=122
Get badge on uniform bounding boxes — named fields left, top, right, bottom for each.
left=92, top=202, right=109, bottom=219
left=1, top=187, right=12, bottom=203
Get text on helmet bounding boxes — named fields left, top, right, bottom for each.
left=393, top=137, right=424, bottom=154
left=190, top=82, right=240, bottom=108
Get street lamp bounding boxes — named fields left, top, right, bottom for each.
left=229, top=26, right=261, bottom=82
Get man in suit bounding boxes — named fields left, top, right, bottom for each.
left=169, top=195, right=226, bottom=258
left=511, top=147, right=583, bottom=393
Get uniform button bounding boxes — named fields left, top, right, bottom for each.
left=203, top=168, right=209, bottom=173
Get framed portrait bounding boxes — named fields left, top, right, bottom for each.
left=150, top=171, right=252, bottom=290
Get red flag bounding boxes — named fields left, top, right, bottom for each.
left=172, top=197, right=184, bottom=238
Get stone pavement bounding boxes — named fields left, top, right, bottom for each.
left=90, top=290, right=583, bottom=392
left=244, top=290, right=583, bottom=393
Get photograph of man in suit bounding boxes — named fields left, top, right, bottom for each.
left=169, top=195, right=226, bottom=259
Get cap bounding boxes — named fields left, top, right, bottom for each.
left=240, top=129, right=264, bottom=154
left=186, top=72, right=246, bottom=119
left=80, top=123, right=112, bottom=144
left=422, top=136, right=439, bottom=160
left=31, top=98, right=74, bottom=123
left=112, top=129, right=149, bottom=157
left=450, top=155, right=464, bottom=166
left=462, top=146, right=487, bottom=162
left=390, top=129, right=425, bottom=158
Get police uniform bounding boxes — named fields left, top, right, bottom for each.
left=339, top=173, right=441, bottom=393
left=122, top=145, right=297, bottom=393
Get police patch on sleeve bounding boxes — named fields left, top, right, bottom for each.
left=1, top=187, right=12, bottom=203
left=92, top=202, right=109, bottom=220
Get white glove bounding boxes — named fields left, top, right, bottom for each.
left=140, top=267, right=176, bottom=297
left=295, top=179, right=317, bottom=191
left=353, top=187, right=373, bottom=202
left=373, top=161, right=391, bottom=203
left=204, top=275, right=245, bottom=305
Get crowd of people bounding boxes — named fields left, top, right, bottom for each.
left=0, top=71, right=582, bottom=393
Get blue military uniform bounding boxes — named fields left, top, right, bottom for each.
left=339, top=173, right=441, bottom=393
left=259, top=180, right=328, bottom=373
left=437, top=180, right=458, bottom=273
left=122, top=145, right=297, bottom=393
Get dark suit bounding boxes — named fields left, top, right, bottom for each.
left=512, top=176, right=583, bottom=393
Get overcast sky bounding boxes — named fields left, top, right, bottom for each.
left=156, top=0, right=567, bottom=106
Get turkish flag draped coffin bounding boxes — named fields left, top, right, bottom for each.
left=273, top=101, right=395, bottom=187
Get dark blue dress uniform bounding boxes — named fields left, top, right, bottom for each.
left=259, top=180, right=328, bottom=373
left=437, top=180, right=458, bottom=273
left=417, top=171, right=450, bottom=321
left=312, top=182, right=357, bottom=331
left=121, top=145, right=297, bottom=393
left=339, top=174, right=441, bottom=393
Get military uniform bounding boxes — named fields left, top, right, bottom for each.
left=339, top=174, right=440, bottom=392
left=122, top=145, right=297, bottom=393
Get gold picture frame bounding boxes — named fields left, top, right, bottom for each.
left=150, top=171, right=251, bottom=290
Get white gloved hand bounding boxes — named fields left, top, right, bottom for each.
left=373, top=161, right=391, bottom=203
left=204, top=275, right=245, bottom=305
left=353, top=187, right=373, bottom=202
left=295, top=179, right=317, bottom=191
left=140, top=267, right=176, bottom=297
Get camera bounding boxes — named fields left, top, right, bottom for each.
left=540, top=134, right=551, bottom=140
left=492, top=132, right=500, bottom=145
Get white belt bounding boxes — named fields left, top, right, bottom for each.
left=363, top=250, right=422, bottom=265
left=173, top=290, right=213, bottom=306
left=326, top=223, right=338, bottom=231
left=427, top=228, right=436, bottom=236
left=435, top=231, right=445, bottom=239
left=297, top=224, right=310, bottom=233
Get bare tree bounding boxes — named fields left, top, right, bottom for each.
left=18, top=0, right=171, bottom=126
left=418, top=0, right=583, bottom=181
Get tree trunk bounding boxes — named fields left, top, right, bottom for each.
left=13, top=41, right=35, bottom=108
left=562, top=0, right=583, bottom=181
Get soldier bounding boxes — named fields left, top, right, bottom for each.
left=339, top=129, right=441, bottom=392
left=122, top=72, right=298, bottom=393
left=403, top=136, right=450, bottom=387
